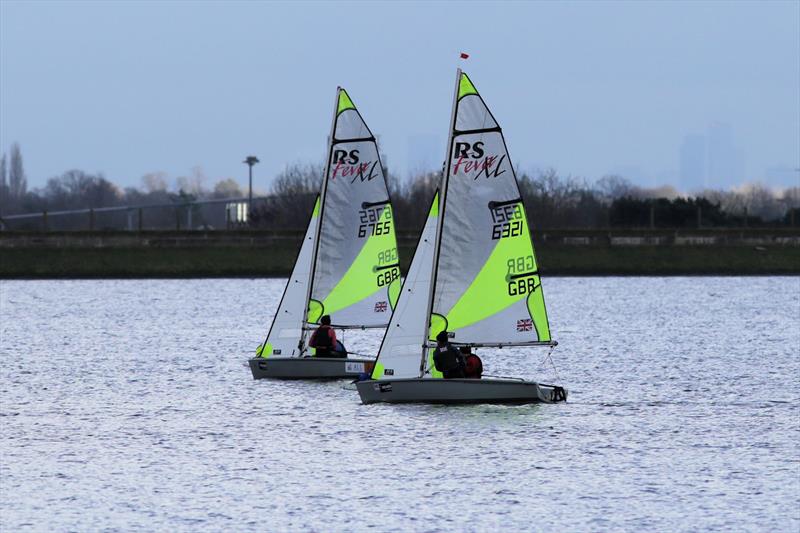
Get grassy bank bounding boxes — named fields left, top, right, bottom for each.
left=1, top=245, right=798, bottom=278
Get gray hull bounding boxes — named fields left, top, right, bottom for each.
left=356, top=378, right=567, bottom=405
left=248, top=357, right=374, bottom=380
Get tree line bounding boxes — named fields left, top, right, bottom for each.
left=253, top=164, right=800, bottom=231
left=1, top=143, right=798, bottom=231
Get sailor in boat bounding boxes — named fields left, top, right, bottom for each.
left=433, top=331, right=466, bottom=378
left=460, top=346, right=483, bottom=379
left=308, top=315, right=347, bottom=358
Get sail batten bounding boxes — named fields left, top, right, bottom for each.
left=332, top=136, right=376, bottom=144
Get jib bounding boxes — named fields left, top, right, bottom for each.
left=453, top=141, right=484, bottom=159
left=333, top=149, right=360, bottom=164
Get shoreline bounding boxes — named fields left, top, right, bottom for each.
left=2, top=244, right=798, bottom=278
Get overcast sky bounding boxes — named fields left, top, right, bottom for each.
left=1, top=0, right=798, bottom=192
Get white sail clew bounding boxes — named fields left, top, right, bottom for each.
left=371, top=193, right=439, bottom=379
left=307, top=88, right=400, bottom=329
left=257, top=197, right=320, bottom=358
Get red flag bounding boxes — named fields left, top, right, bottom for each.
left=460, top=52, right=469, bottom=59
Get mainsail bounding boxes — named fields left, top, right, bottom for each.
left=370, top=70, right=553, bottom=380
left=258, top=88, right=399, bottom=359
left=307, top=88, right=400, bottom=328
left=429, top=71, right=551, bottom=347
left=257, top=196, right=320, bottom=358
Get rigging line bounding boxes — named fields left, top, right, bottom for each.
left=419, top=68, right=461, bottom=377
left=302, top=88, right=340, bottom=337
left=537, top=344, right=562, bottom=384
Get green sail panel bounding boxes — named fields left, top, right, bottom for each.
left=337, top=89, right=356, bottom=114
left=430, top=72, right=551, bottom=345
left=310, top=87, right=399, bottom=327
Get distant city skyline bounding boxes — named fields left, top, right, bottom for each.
left=680, top=122, right=748, bottom=191
left=1, top=1, right=798, bottom=193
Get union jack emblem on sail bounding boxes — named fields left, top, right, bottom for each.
left=374, top=301, right=388, bottom=312
left=516, top=318, right=533, bottom=332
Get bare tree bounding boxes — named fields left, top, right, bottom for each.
left=9, top=143, right=26, bottom=200
left=781, top=187, right=800, bottom=210
left=141, top=172, right=168, bottom=193
left=271, top=162, right=323, bottom=196
left=0, top=153, right=7, bottom=212
left=595, top=174, right=634, bottom=202
left=740, top=183, right=784, bottom=221
left=212, top=178, right=243, bottom=198
left=175, top=166, right=208, bottom=196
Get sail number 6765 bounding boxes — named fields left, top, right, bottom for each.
left=358, top=207, right=392, bottom=238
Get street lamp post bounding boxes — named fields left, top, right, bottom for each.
left=243, top=155, right=260, bottom=220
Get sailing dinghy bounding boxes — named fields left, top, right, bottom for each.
left=250, top=88, right=401, bottom=379
left=356, top=70, right=567, bottom=404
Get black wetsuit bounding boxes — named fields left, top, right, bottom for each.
left=433, top=344, right=466, bottom=378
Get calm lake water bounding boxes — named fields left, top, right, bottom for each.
left=1, top=277, right=798, bottom=532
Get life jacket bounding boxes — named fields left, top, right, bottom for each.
left=434, top=345, right=463, bottom=372
left=464, top=354, right=483, bottom=379
left=311, top=326, right=333, bottom=350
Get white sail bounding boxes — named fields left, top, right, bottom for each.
left=257, top=196, right=320, bottom=358
left=371, top=193, right=439, bottom=380
left=308, top=88, right=400, bottom=328
left=430, top=71, right=552, bottom=347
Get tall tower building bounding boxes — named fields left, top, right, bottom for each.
left=707, top=122, right=745, bottom=188
left=680, top=134, right=706, bottom=190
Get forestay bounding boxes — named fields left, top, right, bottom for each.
left=430, top=71, right=552, bottom=347
left=308, top=88, right=400, bottom=328
left=257, top=197, right=320, bottom=358
left=371, top=193, right=439, bottom=380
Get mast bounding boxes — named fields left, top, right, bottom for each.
left=418, top=68, right=461, bottom=377
left=300, top=87, right=340, bottom=349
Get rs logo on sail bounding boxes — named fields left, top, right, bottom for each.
left=452, top=142, right=506, bottom=179
left=331, top=149, right=380, bottom=183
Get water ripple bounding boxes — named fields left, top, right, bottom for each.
left=1, top=277, right=798, bottom=531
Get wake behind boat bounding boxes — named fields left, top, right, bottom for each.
left=249, top=87, right=400, bottom=380
left=356, top=70, right=567, bottom=404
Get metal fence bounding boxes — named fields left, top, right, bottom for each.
left=0, top=196, right=271, bottom=232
